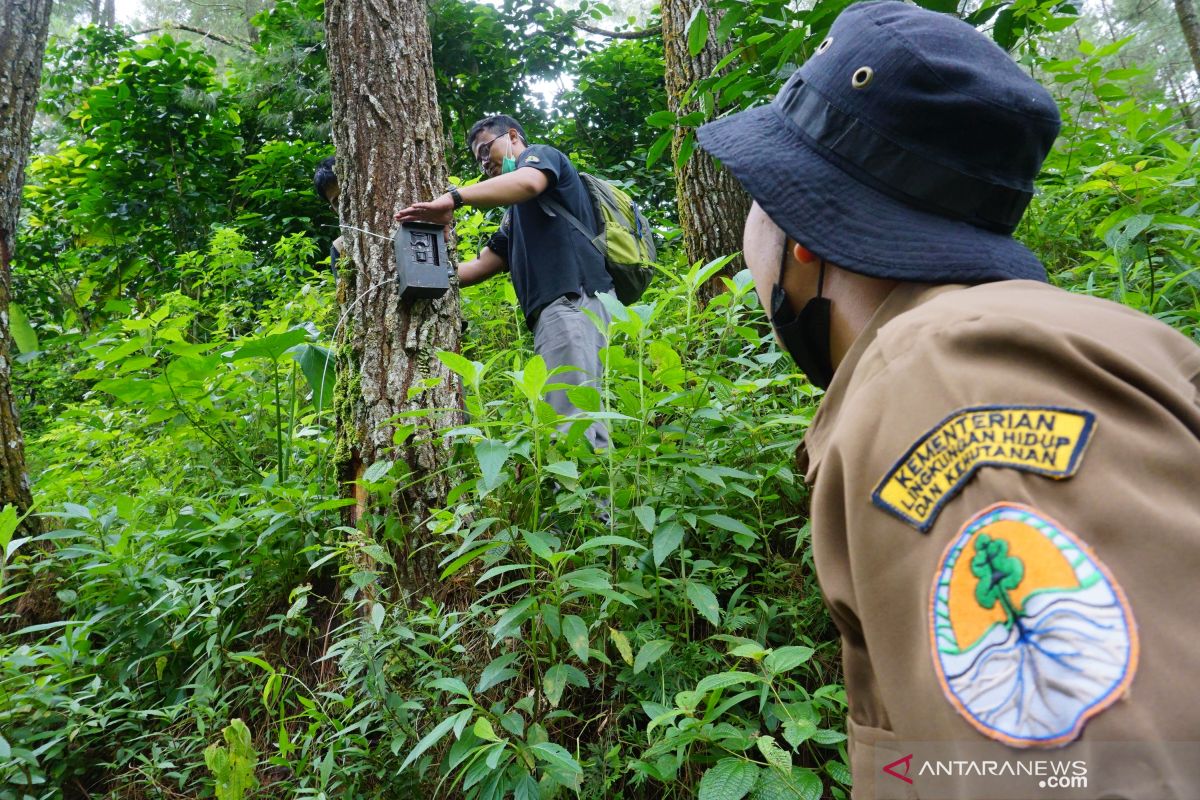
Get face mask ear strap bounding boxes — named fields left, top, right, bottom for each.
left=816, top=259, right=827, bottom=299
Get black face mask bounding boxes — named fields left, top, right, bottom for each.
left=770, top=247, right=834, bottom=390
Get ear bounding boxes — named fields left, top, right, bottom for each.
left=792, top=242, right=819, bottom=265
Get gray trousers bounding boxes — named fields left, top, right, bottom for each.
left=532, top=291, right=613, bottom=449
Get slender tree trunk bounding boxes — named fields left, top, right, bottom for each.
left=1, top=0, right=55, bottom=632
left=1174, top=0, right=1200, bottom=80
left=661, top=0, right=751, bottom=304
left=325, top=0, right=464, bottom=594
left=244, top=0, right=261, bottom=43
left=101, top=0, right=114, bottom=27
left=0, top=0, right=51, bottom=532
left=1165, top=71, right=1199, bottom=129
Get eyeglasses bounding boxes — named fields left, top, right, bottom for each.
left=474, top=133, right=506, bottom=167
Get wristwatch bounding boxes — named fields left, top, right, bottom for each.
left=447, top=185, right=464, bottom=209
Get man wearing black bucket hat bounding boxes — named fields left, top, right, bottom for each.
left=699, top=2, right=1200, bottom=797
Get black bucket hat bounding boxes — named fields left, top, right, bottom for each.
left=696, top=0, right=1061, bottom=283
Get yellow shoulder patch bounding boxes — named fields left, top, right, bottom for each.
left=872, top=406, right=1095, bottom=532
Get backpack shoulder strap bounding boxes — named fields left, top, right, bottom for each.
left=538, top=192, right=603, bottom=256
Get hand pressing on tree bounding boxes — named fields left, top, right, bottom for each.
left=395, top=169, right=550, bottom=227
left=395, top=193, right=455, bottom=226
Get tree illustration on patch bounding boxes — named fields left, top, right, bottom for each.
left=971, top=533, right=1025, bottom=625
left=935, top=519, right=1136, bottom=744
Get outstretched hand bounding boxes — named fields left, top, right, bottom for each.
left=395, top=193, right=454, bottom=226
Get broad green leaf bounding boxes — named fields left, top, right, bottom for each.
left=400, top=709, right=470, bottom=771
left=543, top=663, right=588, bottom=707
left=292, top=343, right=336, bottom=412
left=530, top=741, right=582, bottom=783
left=361, top=460, right=393, bottom=483
left=370, top=602, right=385, bottom=631
left=634, top=639, right=671, bottom=674
left=826, top=759, right=852, bottom=787
left=633, top=505, right=655, bottom=534
left=541, top=603, right=561, bottom=638
left=361, top=543, right=396, bottom=567
left=696, top=671, right=759, bottom=694
left=562, top=568, right=610, bottom=593
left=576, top=534, right=645, bottom=552
left=811, top=728, right=847, bottom=746
left=652, top=521, right=685, bottom=566
left=729, top=643, right=769, bottom=660
left=565, top=384, right=601, bottom=411
left=513, top=773, right=540, bottom=800
left=751, top=767, right=823, bottom=800
left=698, top=757, right=758, bottom=800
left=522, top=529, right=558, bottom=560
left=609, top=627, right=634, bottom=665
left=646, top=130, right=673, bottom=168
left=687, top=5, right=710, bottom=57
left=0, top=505, right=20, bottom=554
left=491, top=596, right=537, bottom=640
left=231, top=328, right=307, bottom=362
left=204, top=718, right=259, bottom=800
left=562, top=614, right=589, bottom=663
left=544, top=460, right=578, bottom=481
left=437, top=350, right=479, bottom=383
left=755, top=736, right=792, bottom=771
left=782, top=718, right=817, bottom=749
left=647, top=110, right=677, bottom=127
left=703, top=513, right=757, bottom=539
left=440, top=542, right=503, bottom=580
left=478, top=652, right=521, bottom=693
left=764, top=646, right=814, bottom=675
left=516, top=354, right=548, bottom=401
left=431, top=677, right=472, bottom=698
left=686, top=582, right=722, bottom=625
left=675, top=129, right=697, bottom=170
left=8, top=305, right=38, bottom=354
left=474, top=439, right=510, bottom=491
left=473, top=717, right=501, bottom=742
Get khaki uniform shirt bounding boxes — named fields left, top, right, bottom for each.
left=801, top=281, right=1200, bottom=798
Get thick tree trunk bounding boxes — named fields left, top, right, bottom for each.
left=101, top=0, right=114, bottom=27
left=661, top=0, right=751, bottom=304
left=325, top=0, right=464, bottom=594
left=1174, top=0, right=1200, bottom=81
left=0, top=0, right=51, bottom=533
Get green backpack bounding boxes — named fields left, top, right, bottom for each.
left=539, top=173, right=657, bottom=304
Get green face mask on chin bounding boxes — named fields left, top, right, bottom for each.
left=501, top=140, right=517, bottom=174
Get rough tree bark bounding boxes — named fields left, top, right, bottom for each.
left=661, top=0, right=751, bottom=304
left=1174, top=0, right=1200, bottom=81
left=0, top=0, right=52, bottom=533
left=325, top=0, right=464, bottom=594
left=1, top=0, right=56, bottom=632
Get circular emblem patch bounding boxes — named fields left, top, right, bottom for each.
left=929, top=502, right=1138, bottom=747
